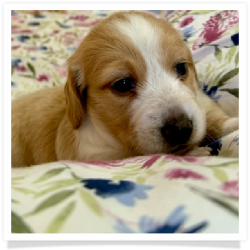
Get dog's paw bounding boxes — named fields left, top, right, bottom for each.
left=222, top=117, right=239, bottom=136
left=185, top=147, right=212, bottom=157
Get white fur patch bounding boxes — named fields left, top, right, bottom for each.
left=112, top=13, right=206, bottom=151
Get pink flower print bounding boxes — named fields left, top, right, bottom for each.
left=164, top=155, right=207, bottom=165
left=69, top=15, right=88, bottom=22
left=16, top=66, right=27, bottom=72
left=25, top=10, right=41, bottom=15
left=50, top=30, right=59, bottom=36
left=12, top=29, right=33, bottom=34
left=179, top=16, right=194, bottom=28
left=220, top=10, right=239, bottom=27
left=220, top=179, right=239, bottom=198
left=12, top=15, right=21, bottom=20
left=20, top=29, right=33, bottom=34
left=165, top=168, right=206, bottom=180
left=85, top=155, right=162, bottom=168
left=24, top=46, right=37, bottom=51
left=11, top=25, right=19, bottom=31
left=192, top=36, right=204, bottom=51
left=37, top=74, right=50, bottom=82
left=202, top=27, right=224, bottom=44
left=11, top=45, right=21, bottom=50
left=62, top=34, right=87, bottom=47
left=192, top=10, right=239, bottom=50
left=53, top=65, right=68, bottom=78
left=141, top=154, right=163, bottom=169
left=75, top=19, right=101, bottom=28
left=62, top=35, right=75, bottom=46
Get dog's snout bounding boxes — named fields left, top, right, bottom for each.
left=161, top=114, right=193, bottom=146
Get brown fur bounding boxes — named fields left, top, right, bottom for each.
left=11, top=11, right=238, bottom=167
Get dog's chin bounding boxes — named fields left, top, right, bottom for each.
left=132, top=133, right=201, bottom=156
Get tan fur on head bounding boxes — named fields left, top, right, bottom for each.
left=11, top=11, right=238, bottom=167
left=64, top=68, right=85, bottom=129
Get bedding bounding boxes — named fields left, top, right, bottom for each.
left=11, top=10, right=239, bottom=233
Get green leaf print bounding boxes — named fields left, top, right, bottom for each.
left=191, top=10, right=214, bottom=14
left=41, top=38, right=50, bottom=45
left=12, top=211, right=33, bottom=233
left=26, top=189, right=75, bottom=216
left=12, top=187, right=37, bottom=195
left=136, top=176, right=146, bottom=184
left=34, top=179, right=79, bottom=198
left=12, top=176, right=26, bottom=181
left=51, top=71, right=61, bottom=84
left=12, top=176, right=26, bottom=185
left=204, top=161, right=238, bottom=168
left=235, top=51, right=239, bottom=66
left=210, top=69, right=227, bottom=86
left=71, top=171, right=82, bottom=181
left=220, top=149, right=234, bottom=157
left=46, top=201, right=76, bottom=233
left=217, top=68, right=239, bottom=87
left=19, top=74, right=35, bottom=79
left=197, top=73, right=203, bottom=79
left=219, top=88, right=239, bottom=98
left=27, top=62, right=36, bottom=77
left=226, top=46, right=237, bottom=63
left=206, top=64, right=212, bottom=73
left=213, top=168, right=228, bottom=182
left=214, top=47, right=223, bottom=63
left=33, top=167, right=66, bottom=183
left=78, top=188, right=103, bottom=216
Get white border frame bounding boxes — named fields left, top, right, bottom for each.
left=2, top=2, right=248, bottom=241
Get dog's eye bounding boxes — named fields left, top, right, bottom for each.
left=175, top=63, right=187, bottom=77
left=112, top=78, right=135, bottom=93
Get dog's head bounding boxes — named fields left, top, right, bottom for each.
left=65, top=11, right=206, bottom=156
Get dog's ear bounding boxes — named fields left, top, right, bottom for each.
left=64, top=68, right=85, bottom=129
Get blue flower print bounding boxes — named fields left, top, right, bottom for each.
left=208, top=139, right=222, bottom=156
left=66, top=47, right=76, bottom=52
left=11, top=58, right=22, bottom=68
left=82, top=179, right=153, bottom=206
left=11, top=81, right=17, bottom=87
left=37, top=46, right=47, bottom=51
left=114, top=219, right=135, bottom=233
left=233, top=136, right=239, bottom=145
left=165, top=10, right=174, bottom=17
left=114, top=205, right=208, bottom=233
left=182, top=26, right=195, bottom=42
left=16, top=35, right=30, bottom=43
left=28, top=22, right=40, bottom=26
left=201, top=83, right=221, bottom=102
left=34, top=14, right=45, bottom=19
left=231, top=33, right=239, bottom=46
left=56, top=21, right=71, bottom=29
left=148, top=10, right=162, bottom=15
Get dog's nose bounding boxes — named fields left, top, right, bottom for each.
left=161, top=114, right=193, bottom=146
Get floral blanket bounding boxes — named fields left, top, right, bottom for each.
left=11, top=10, right=239, bottom=234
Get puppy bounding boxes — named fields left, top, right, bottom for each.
left=11, top=11, right=239, bottom=167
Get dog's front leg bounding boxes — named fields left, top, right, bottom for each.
left=197, top=90, right=239, bottom=145
left=185, top=146, right=212, bottom=156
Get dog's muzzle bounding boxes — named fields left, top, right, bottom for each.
left=161, top=111, right=193, bottom=146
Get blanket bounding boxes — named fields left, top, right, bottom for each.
left=11, top=10, right=239, bottom=234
